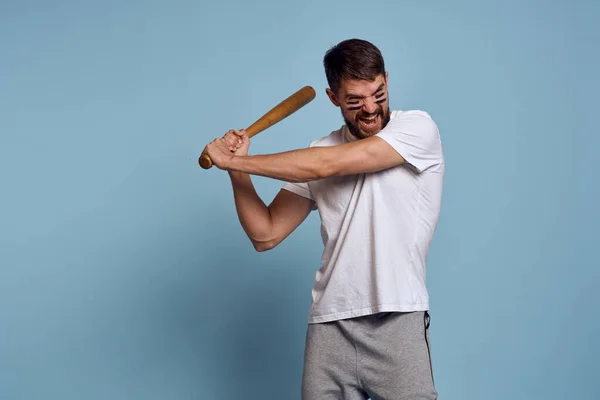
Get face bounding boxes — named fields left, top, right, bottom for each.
left=326, top=72, right=390, bottom=139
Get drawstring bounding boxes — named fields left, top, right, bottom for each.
left=424, top=311, right=434, bottom=385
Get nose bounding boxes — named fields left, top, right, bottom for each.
left=362, top=98, right=378, bottom=114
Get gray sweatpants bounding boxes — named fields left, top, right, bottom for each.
left=301, top=311, right=437, bottom=399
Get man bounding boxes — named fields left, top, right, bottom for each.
left=205, top=38, right=444, bottom=400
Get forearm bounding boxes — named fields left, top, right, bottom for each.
left=226, top=147, right=334, bottom=183
left=228, top=172, right=274, bottom=243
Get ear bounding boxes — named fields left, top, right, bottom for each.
left=325, top=88, right=340, bottom=107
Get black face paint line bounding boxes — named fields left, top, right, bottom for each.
left=346, top=92, right=386, bottom=110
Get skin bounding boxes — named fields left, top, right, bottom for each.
left=207, top=72, right=406, bottom=251
left=326, top=72, right=392, bottom=140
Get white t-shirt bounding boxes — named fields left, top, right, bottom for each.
left=282, top=110, right=444, bottom=324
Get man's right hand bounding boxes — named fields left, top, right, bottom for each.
left=222, top=129, right=250, bottom=156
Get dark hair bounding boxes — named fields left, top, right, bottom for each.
left=323, top=38, right=386, bottom=93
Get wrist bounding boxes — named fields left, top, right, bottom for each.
left=228, top=170, right=247, bottom=181
left=226, top=154, right=244, bottom=172
left=227, top=157, right=247, bottom=178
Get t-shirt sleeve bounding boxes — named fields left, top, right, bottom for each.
left=375, top=110, right=443, bottom=173
left=282, top=181, right=314, bottom=200
left=281, top=181, right=318, bottom=211
left=280, top=141, right=318, bottom=210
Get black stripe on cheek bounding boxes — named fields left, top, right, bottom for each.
left=375, top=98, right=387, bottom=104
left=347, top=106, right=362, bottom=111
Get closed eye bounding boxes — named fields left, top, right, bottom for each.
left=345, top=89, right=386, bottom=109
left=347, top=99, right=361, bottom=110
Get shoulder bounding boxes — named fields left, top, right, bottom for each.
left=375, top=109, right=444, bottom=172
left=389, top=109, right=438, bottom=131
left=380, top=109, right=441, bottom=143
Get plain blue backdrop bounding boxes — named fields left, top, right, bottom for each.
left=1, top=0, right=598, bottom=399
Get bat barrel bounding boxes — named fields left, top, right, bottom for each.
left=245, top=86, right=316, bottom=137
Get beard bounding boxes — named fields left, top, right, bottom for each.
left=342, top=105, right=391, bottom=140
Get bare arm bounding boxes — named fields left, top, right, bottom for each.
left=205, top=113, right=440, bottom=182
left=230, top=136, right=404, bottom=182
left=213, top=129, right=314, bottom=251
left=229, top=171, right=314, bottom=252
left=207, top=135, right=405, bottom=182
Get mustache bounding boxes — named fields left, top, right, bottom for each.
left=342, top=107, right=391, bottom=139
left=356, top=108, right=384, bottom=120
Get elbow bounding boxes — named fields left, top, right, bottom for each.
left=288, top=165, right=330, bottom=182
left=251, top=238, right=278, bottom=252
left=253, top=242, right=273, bottom=252
left=316, top=147, right=346, bottom=178
left=314, top=160, right=338, bottom=180
left=286, top=150, right=338, bottom=182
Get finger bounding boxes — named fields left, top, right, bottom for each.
left=231, top=131, right=243, bottom=146
left=223, top=133, right=239, bottom=150
left=241, top=130, right=250, bottom=142
left=233, top=129, right=248, bottom=144
left=223, top=130, right=236, bottom=140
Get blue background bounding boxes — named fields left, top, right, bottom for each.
left=1, top=0, right=598, bottom=399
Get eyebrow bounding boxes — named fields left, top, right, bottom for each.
left=345, top=83, right=385, bottom=99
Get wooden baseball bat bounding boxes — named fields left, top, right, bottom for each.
left=198, top=85, right=316, bottom=169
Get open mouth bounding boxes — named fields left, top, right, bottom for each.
left=358, top=114, right=380, bottom=129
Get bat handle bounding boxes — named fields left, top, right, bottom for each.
left=199, top=149, right=212, bottom=169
